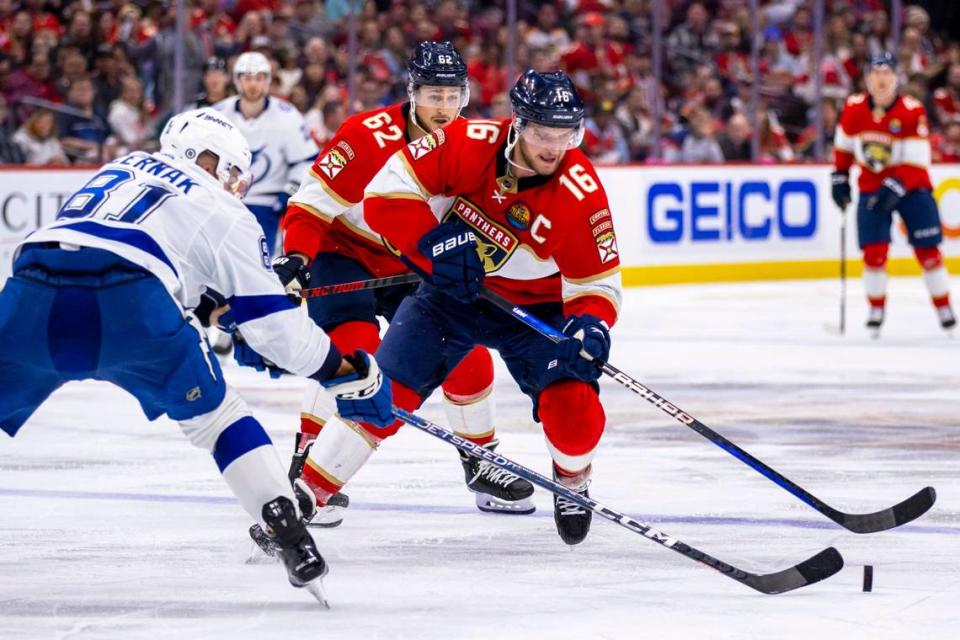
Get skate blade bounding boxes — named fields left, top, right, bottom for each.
left=300, top=577, right=331, bottom=609
left=307, top=505, right=345, bottom=528
left=474, top=493, right=536, bottom=515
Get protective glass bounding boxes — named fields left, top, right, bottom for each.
left=411, top=85, right=469, bottom=110
left=219, top=163, right=252, bottom=200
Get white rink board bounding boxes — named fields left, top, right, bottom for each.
left=2, top=164, right=960, bottom=280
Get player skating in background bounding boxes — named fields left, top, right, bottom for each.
left=316, top=70, right=621, bottom=546
left=214, top=52, right=318, bottom=255
left=275, top=41, right=533, bottom=526
left=0, top=108, right=393, bottom=602
left=832, top=51, right=956, bottom=335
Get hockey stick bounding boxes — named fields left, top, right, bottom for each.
left=839, top=206, right=847, bottom=336
left=393, top=408, right=842, bottom=594
left=480, top=287, right=936, bottom=534
left=299, top=273, right=421, bottom=300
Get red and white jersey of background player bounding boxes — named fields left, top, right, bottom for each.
left=283, top=102, right=451, bottom=275
left=363, top=117, right=622, bottom=326
left=833, top=93, right=933, bottom=193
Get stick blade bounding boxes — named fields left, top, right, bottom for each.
left=744, top=547, right=844, bottom=595
left=834, top=486, right=937, bottom=534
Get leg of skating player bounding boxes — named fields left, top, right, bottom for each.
left=862, top=242, right=889, bottom=334
left=443, top=346, right=534, bottom=514
left=539, top=380, right=605, bottom=546
left=297, top=381, right=423, bottom=510
left=179, top=388, right=328, bottom=602
left=915, top=246, right=956, bottom=331
left=291, top=320, right=381, bottom=526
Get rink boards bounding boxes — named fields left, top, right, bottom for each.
left=1, top=163, right=959, bottom=284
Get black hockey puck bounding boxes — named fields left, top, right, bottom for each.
left=862, top=565, right=873, bottom=592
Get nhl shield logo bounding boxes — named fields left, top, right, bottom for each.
left=318, top=149, right=348, bottom=180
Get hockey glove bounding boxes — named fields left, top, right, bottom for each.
left=318, top=351, right=394, bottom=427
left=232, top=332, right=285, bottom=379
left=866, top=177, right=906, bottom=216
left=555, top=315, right=610, bottom=383
left=272, top=254, right=311, bottom=296
left=830, top=171, right=851, bottom=210
left=417, top=221, right=484, bottom=303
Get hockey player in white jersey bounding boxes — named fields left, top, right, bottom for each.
left=213, top=52, right=318, bottom=254
left=0, top=108, right=393, bottom=604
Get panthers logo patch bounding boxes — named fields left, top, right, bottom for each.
left=861, top=131, right=893, bottom=173
left=449, top=197, right=518, bottom=273
left=318, top=149, right=348, bottom=180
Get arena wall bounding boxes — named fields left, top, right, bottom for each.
left=2, top=164, right=959, bottom=284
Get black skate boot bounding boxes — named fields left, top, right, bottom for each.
left=288, top=433, right=350, bottom=528
left=553, top=465, right=592, bottom=546
left=248, top=481, right=316, bottom=558
left=459, top=439, right=535, bottom=514
left=936, top=305, right=956, bottom=332
left=866, top=306, right=884, bottom=337
left=260, top=496, right=330, bottom=607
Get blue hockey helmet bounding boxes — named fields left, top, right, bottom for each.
left=869, top=51, right=897, bottom=71
left=509, top=70, right=585, bottom=129
left=407, top=41, right=468, bottom=88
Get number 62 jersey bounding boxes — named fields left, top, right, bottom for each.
left=363, top=118, right=623, bottom=327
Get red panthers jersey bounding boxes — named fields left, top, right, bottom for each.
left=363, top=118, right=622, bottom=326
left=283, top=102, right=416, bottom=277
left=834, top=93, right=933, bottom=193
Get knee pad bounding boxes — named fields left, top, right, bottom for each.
left=178, top=388, right=252, bottom=452
left=863, top=243, right=889, bottom=269
left=442, top=346, right=494, bottom=398
left=538, top=380, right=605, bottom=474
left=914, top=246, right=943, bottom=271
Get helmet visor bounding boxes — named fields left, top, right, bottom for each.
left=517, top=120, right=584, bottom=151
left=219, top=162, right=252, bottom=200
left=411, top=85, right=469, bottom=110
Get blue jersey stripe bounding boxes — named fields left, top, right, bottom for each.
left=229, top=294, right=296, bottom=324
left=58, top=220, right=178, bottom=276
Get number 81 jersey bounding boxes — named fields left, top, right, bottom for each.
left=364, top=117, right=622, bottom=326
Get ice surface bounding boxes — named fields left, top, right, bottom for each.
left=2, top=279, right=958, bottom=639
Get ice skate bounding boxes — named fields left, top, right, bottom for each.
left=865, top=306, right=884, bottom=338
left=936, top=305, right=956, bottom=333
left=553, top=466, right=592, bottom=546
left=260, top=496, right=330, bottom=608
left=288, top=434, right=350, bottom=527
left=460, top=440, right=535, bottom=514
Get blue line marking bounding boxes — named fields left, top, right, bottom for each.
left=0, top=487, right=956, bottom=535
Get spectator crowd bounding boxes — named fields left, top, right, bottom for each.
left=1, top=0, right=959, bottom=167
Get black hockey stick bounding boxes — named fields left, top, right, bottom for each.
left=394, top=408, right=842, bottom=594
left=299, top=273, right=420, bottom=300
left=480, top=287, right=936, bottom=534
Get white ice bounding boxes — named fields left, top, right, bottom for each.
left=1, top=278, right=958, bottom=639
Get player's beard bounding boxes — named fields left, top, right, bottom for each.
left=518, top=138, right=563, bottom=176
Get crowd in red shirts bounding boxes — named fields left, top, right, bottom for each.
left=1, top=0, right=959, bottom=166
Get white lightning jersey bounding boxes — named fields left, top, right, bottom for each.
left=212, top=97, right=318, bottom=207
left=18, top=151, right=335, bottom=377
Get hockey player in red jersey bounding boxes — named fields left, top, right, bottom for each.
left=335, top=70, right=622, bottom=545
left=832, top=51, right=956, bottom=334
left=275, top=42, right=534, bottom=525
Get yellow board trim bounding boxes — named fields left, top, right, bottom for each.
left=622, top=257, right=960, bottom=287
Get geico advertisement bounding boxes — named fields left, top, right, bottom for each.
left=597, top=165, right=960, bottom=266
left=1, top=165, right=959, bottom=281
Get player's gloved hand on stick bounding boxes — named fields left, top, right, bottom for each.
left=317, top=350, right=394, bottom=427
left=417, top=221, right=484, bottom=303
left=215, top=307, right=285, bottom=379
left=555, top=314, right=610, bottom=383
left=830, top=171, right=851, bottom=210
left=272, top=254, right=311, bottom=296
left=866, top=177, right=906, bottom=216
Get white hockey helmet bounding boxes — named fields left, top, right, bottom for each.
left=160, top=108, right=253, bottom=199
left=232, top=51, right=272, bottom=86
